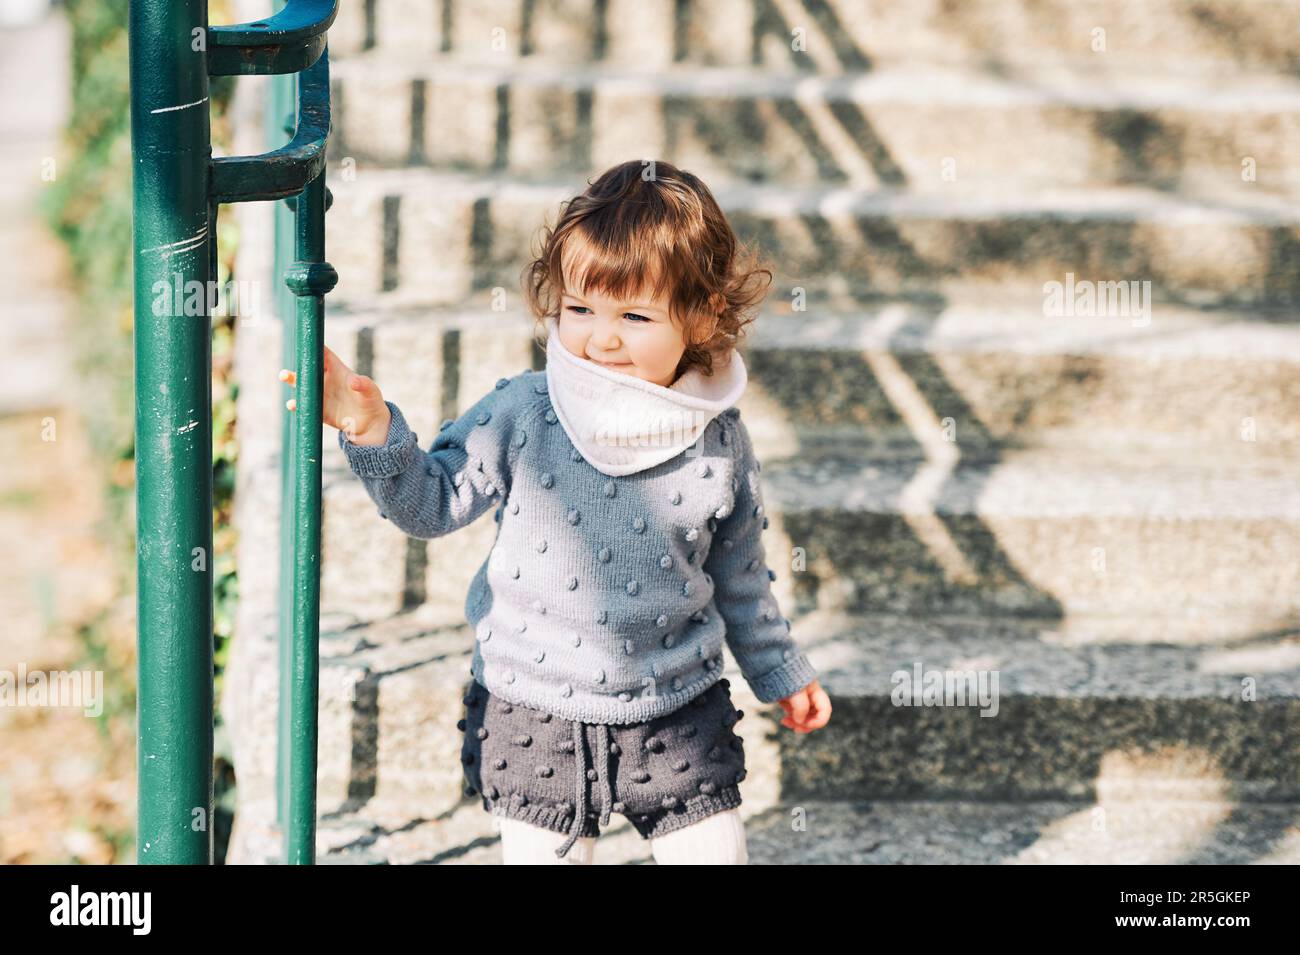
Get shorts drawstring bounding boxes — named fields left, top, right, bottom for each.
left=556, top=720, right=612, bottom=859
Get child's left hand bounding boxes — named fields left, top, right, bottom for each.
left=777, top=680, right=831, bottom=733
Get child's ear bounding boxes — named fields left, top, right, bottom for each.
left=704, top=312, right=724, bottom=345
left=702, top=300, right=727, bottom=340
left=685, top=305, right=722, bottom=343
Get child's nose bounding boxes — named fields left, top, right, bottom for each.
left=592, top=314, right=621, bottom=349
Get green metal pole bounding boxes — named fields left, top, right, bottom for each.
left=284, top=166, right=337, bottom=863
left=129, top=0, right=215, bottom=864
left=272, top=62, right=296, bottom=835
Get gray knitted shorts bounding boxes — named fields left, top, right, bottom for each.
left=458, top=677, right=747, bottom=859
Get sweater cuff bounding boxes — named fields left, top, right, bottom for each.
left=746, top=652, right=818, bottom=704
left=337, top=400, right=417, bottom=478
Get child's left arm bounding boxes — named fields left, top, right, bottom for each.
left=704, top=409, right=827, bottom=730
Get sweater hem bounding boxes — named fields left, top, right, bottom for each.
left=480, top=785, right=744, bottom=842
left=471, top=669, right=726, bottom=725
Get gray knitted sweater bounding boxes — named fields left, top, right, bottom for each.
left=337, top=369, right=818, bottom=724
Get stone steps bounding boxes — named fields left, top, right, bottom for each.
left=320, top=167, right=1300, bottom=311
left=299, top=304, right=1300, bottom=628
left=758, top=448, right=1300, bottom=627
left=243, top=798, right=1300, bottom=864
left=745, top=299, right=1300, bottom=463
left=325, top=0, right=1300, bottom=78
left=314, top=446, right=1300, bottom=639
left=792, top=609, right=1300, bottom=801
left=316, top=296, right=1300, bottom=463
left=226, top=283, right=1300, bottom=847
left=221, top=601, right=1300, bottom=863
left=328, top=53, right=1300, bottom=195
left=294, top=607, right=1300, bottom=812
left=222, top=0, right=1300, bottom=865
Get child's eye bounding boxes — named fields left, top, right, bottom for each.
left=564, top=304, right=650, bottom=323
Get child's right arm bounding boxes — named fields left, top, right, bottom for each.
left=280, top=345, right=522, bottom=539
left=336, top=387, right=520, bottom=539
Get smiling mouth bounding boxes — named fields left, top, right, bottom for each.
left=592, top=359, right=630, bottom=368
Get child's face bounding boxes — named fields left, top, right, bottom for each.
left=556, top=258, right=690, bottom=389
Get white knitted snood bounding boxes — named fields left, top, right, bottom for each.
left=543, top=314, right=748, bottom=476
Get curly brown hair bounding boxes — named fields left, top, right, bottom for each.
left=522, top=159, right=773, bottom=380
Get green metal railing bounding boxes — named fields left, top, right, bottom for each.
left=129, top=0, right=338, bottom=864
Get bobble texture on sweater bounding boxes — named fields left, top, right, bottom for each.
left=339, top=370, right=818, bottom=724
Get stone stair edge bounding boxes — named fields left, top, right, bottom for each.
left=305, top=603, right=1300, bottom=701
left=324, top=165, right=1300, bottom=224
left=311, top=363, right=1300, bottom=493
left=756, top=446, right=1300, bottom=518
left=320, top=297, right=1300, bottom=363
left=793, top=607, right=1300, bottom=699
left=321, top=0, right=1300, bottom=78
left=238, top=795, right=1300, bottom=864
left=317, top=410, right=1300, bottom=478
left=330, top=49, right=1300, bottom=112
left=318, top=796, right=1300, bottom=865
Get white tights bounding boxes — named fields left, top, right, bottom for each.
left=499, top=808, right=748, bottom=865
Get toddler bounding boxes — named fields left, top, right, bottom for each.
left=281, top=159, right=832, bottom=864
